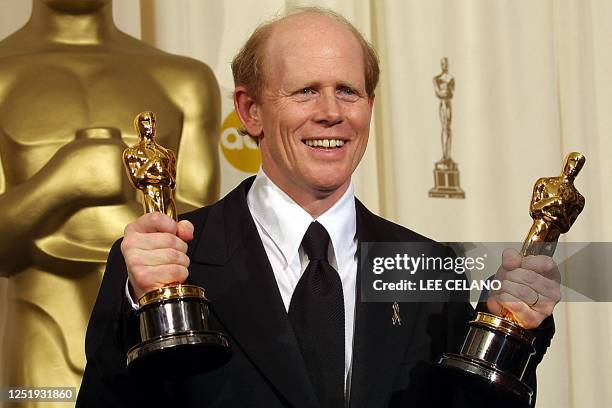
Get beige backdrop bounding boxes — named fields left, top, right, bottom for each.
left=1, top=1, right=610, bottom=407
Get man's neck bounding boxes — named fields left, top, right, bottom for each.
left=27, top=1, right=118, bottom=45
left=297, top=184, right=351, bottom=219
left=262, top=169, right=351, bottom=219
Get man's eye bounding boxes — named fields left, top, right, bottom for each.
left=338, top=87, right=359, bottom=98
left=299, top=87, right=315, bottom=95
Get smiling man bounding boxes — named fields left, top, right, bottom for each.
left=232, top=11, right=373, bottom=219
left=78, top=8, right=558, bottom=408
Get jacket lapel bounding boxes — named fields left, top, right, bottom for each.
left=187, top=178, right=319, bottom=408
left=348, top=201, right=422, bottom=408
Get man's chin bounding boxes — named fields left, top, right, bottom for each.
left=309, top=178, right=351, bottom=198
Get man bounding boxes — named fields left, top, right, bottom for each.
left=78, top=8, right=558, bottom=407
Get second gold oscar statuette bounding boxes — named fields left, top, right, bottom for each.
left=123, top=111, right=231, bottom=377
left=437, top=152, right=586, bottom=405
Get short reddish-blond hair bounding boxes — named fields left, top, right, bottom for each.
left=231, top=7, right=380, bottom=101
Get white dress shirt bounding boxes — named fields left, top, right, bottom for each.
left=126, top=169, right=358, bottom=388
left=247, top=169, right=357, bottom=386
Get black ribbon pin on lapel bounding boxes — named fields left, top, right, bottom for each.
left=392, top=302, right=401, bottom=326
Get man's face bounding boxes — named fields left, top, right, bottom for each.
left=252, top=14, right=374, bottom=204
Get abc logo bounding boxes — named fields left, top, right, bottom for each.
left=220, top=110, right=261, bottom=173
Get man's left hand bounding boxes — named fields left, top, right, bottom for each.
left=486, top=248, right=561, bottom=329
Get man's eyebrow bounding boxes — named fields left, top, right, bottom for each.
left=336, top=81, right=358, bottom=88
left=336, top=81, right=366, bottom=92
left=285, top=80, right=364, bottom=91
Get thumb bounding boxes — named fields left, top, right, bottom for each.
left=501, top=248, right=522, bottom=271
left=177, top=220, right=194, bottom=243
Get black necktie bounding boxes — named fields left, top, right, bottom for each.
left=289, top=221, right=345, bottom=407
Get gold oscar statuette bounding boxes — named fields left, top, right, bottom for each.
left=429, top=57, right=465, bottom=199
left=438, top=152, right=586, bottom=405
left=123, top=112, right=231, bottom=376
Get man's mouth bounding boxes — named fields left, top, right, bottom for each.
left=302, top=139, right=346, bottom=149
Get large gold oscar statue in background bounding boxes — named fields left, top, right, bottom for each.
left=0, top=0, right=220, bottom=404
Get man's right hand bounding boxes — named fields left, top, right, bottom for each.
left=120, top=212, right=194, bottom=300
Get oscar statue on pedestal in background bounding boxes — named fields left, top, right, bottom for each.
left=429, top=57, right=465, bottom=199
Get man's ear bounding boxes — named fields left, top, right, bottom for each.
left=368, top=94, right=375, bottom=111
left=234, top=86, right=263, bottom=137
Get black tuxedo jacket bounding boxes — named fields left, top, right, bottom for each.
left=77, top=177, right=553, bottom=407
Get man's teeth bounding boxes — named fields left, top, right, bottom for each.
left=304, top=139, right=345, bottom=148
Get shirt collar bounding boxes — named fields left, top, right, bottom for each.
left=246, top=168, right=356, bottom=269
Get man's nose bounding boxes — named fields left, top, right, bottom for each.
left=314, top=92, right=342, bottom=126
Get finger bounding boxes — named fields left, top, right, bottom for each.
left=126, top=248, right=190, bottom=268
left=504, top=268, right=561, bottom=302
left=130, top=232, right=189, bottom=253
left=499, top=279, right=540, bottom=306
left=497, top=291, right=528, bottom=315
left=129, top=264, right=190, bottom=297
left=485, top=291, right=522, bottom=320
left=497, top=273, right=559, bottom=320
left=501, top=248, right=522, bottom=271
left=521, top=255, right=560, bottom=281
left=497, top=292, right=545, bottom=329
left=177, top=220, right=194, bottom=243
left=125, top=212, right=178, bottom=235
left=486, top=296, right=504, bottom=316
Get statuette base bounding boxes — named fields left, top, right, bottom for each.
left=438, top=353, right=532, bottom=406
left=126, top=283, right=231, bottom=377
left=429, top=159, right=465, bottom=199
left=438, top=312, right=535, bottom=406
left=127, top=331, right=231, bottom=378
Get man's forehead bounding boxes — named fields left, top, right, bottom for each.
left=263, top=13, right=364, bottom=74
left=265, top=13, right=361, bottom=55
